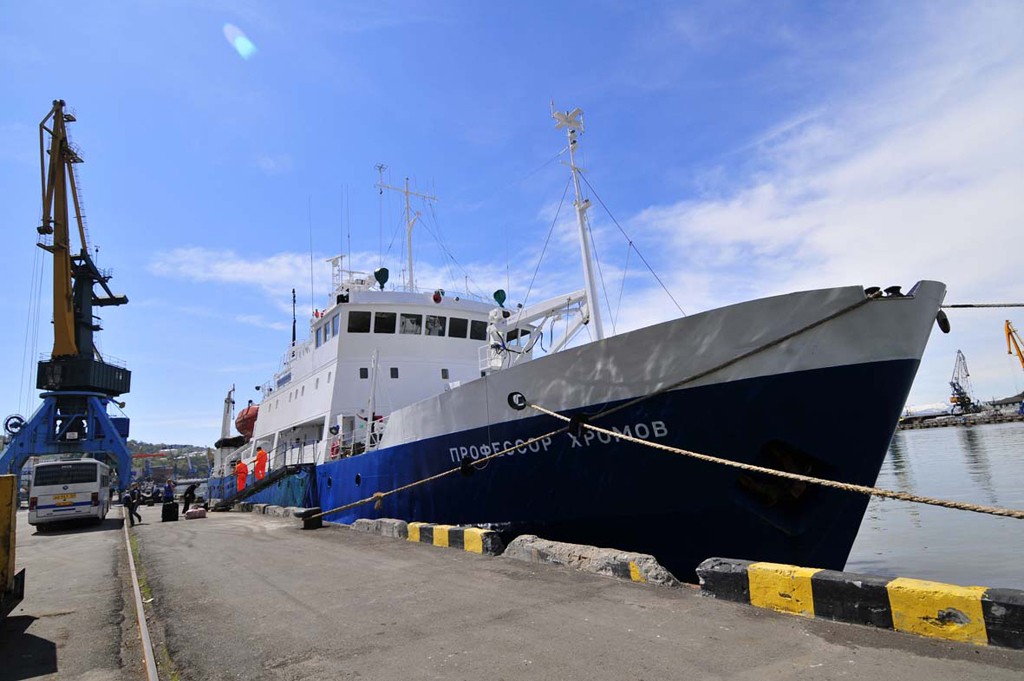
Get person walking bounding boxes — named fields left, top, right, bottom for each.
left=181, top=483, right=197, bottom=514
left=123, top=484, right=143, bottom=526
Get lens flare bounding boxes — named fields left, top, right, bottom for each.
left=223, top=23, right=257, bottom=60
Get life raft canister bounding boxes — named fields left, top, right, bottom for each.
left=236, top=461, right=249, bottom=492
left=330, top=441, right=340, bottom=459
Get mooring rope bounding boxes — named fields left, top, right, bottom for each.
left=527, top=403, right=1024, bottom=520
left=591, top=289, right=883, bottom=423
left=306, top=426, right=569, bottom=520
left=942, top=303, right=1024, bottom=308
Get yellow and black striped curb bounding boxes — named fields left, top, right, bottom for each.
left=696, top=557, right=1024, bottom=650
left=408, top=522, right=505, bottom=555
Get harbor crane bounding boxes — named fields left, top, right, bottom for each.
left=949, top=349, right=981, bottom=414
left=1005, top=320, right=1024, bottom=414
left=0, top=101, right=133, bottom=489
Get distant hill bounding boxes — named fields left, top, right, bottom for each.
left=127, top=440, right=205, bottom=455
left=127, top=440, right=212, bottom=479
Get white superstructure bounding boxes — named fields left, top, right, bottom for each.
left=212, top=104, right=654, bottom=478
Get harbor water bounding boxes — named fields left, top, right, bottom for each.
left=846, top=421, right=1024, bottom=589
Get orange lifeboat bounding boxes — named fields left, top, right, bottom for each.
left=235, top=403, right=259, bottom=441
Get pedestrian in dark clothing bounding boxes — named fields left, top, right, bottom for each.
left=123, top=484, right=143, bottom=526
left=181, top=483, right=197, bottom=514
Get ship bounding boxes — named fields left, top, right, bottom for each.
left=207, top=106, right=947, bottom=580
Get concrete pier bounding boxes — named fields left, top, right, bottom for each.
left=3, top=506, right=1024, bottom=679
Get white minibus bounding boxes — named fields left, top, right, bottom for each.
left=28, top=458, right=112, bottom=527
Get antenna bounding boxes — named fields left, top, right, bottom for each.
left=375, top=174, right=437, bottom=292
left=291, top=288, right=296, bottom=346
left=375, top=164, right=386, bottom=265
left=346, top=183, right=351, bottom=269
left=307, top=197, right=315, bottom=313
left=553, top=102, right=604, bottom=340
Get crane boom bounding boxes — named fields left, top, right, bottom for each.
left=37, top=100, right=87, bottom=357
left=1006, top=320, right=1024, bottom=372
left=34, top=100, right=131, bottom=397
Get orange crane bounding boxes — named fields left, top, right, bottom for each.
left=1006, top=321, right=1024, bottom=415
left=1007, top=320, right=1024, bottom=371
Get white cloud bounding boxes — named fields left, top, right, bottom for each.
left=254, top=153, right=293, bottom=175
left=611, top=1, right=1024, bottom=404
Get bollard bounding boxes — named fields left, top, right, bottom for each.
left=294, top=507, right=323, bottom=530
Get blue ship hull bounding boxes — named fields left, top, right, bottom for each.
left=213, top=358, right=918, bottom=581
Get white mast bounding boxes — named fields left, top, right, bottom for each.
left=375, top=175, right=438, bottom=292
left=365, top=349, right=379, bottom=449
left=553, top=103, right=605, bottom=340
left=220, top=385, right=235, bottom=441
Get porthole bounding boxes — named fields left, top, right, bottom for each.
left=354, top=473, right=361, bottom=486
left=441, top=368, right=449, bottom=380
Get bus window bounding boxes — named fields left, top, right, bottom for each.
left=33, top=462, right=97, bottom=485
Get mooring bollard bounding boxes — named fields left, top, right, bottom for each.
left=294, top=507, right=323, bottom=530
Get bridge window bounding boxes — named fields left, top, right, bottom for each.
left=448, top=317, right=468, bottom=338
left=374, top=312, right=397, bottom=333
left=324, top=322, right=331, bottom=342
left=390, top=367, right=399, bottom=379
left=441, top=368, right=449, bottom=380
left=400, top=313, right=423, bottom=335
left=331, top=315, right=339, bottom=337
left=470, top=320, right=487, bottom=341
left=507, top=328, right=530, bottom=344
left=316, top=328, right=322, bottom=348
left=348, top=311, right=371, bottom=333
left=426, top=315, right=446, bottom=336
left=359, top=368, right=368, bottom=379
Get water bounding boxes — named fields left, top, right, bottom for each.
left=846, top=422, right=1024, bottom=589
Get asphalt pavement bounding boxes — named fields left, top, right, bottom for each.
left=1, top=508, right=133, bottom=681
left=130, top=506, right=1024, bottom=681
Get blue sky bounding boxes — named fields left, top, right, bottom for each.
left=2, top=1, right=1022, bottom=445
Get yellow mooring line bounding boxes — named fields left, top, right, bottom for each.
left=528, top=403, right=1024, bottom=520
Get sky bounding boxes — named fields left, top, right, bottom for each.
left=1, top=1, right=1022, bottom=446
